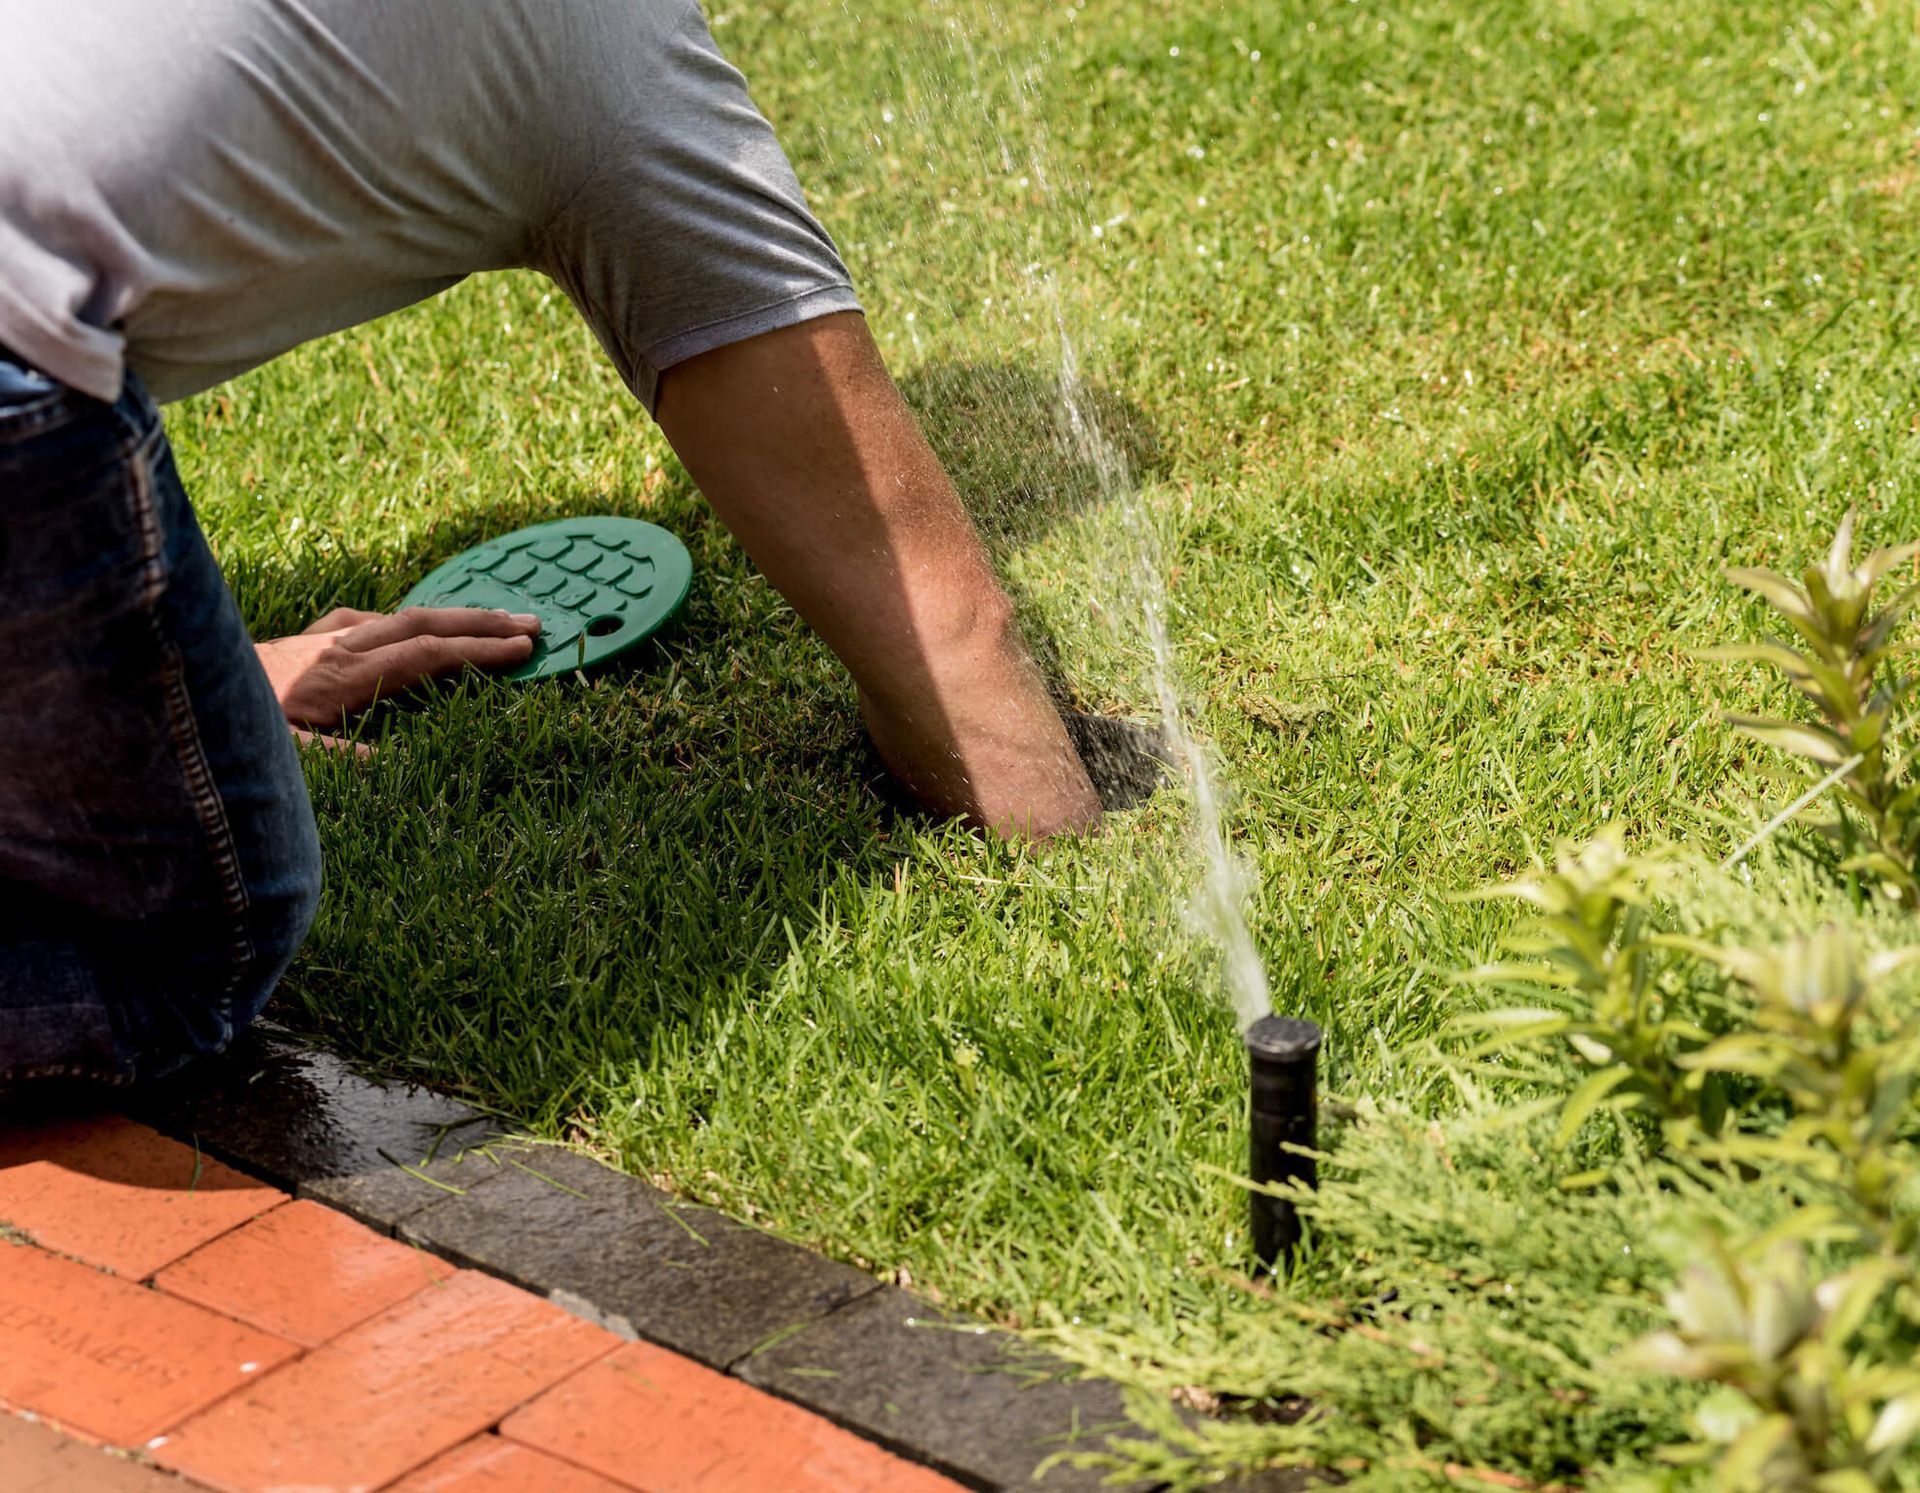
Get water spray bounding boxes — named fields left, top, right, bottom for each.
left=1245, top=1014, right=1322, bottom=1273
left=1055, top=294, right=1310, bottom=1273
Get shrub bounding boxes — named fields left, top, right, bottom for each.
left=1457, top=511, right=1920, bottom=1488
left=1707, top=511, right=1920, bottom=904
left=1479, top=895, right=1920, bottom=1489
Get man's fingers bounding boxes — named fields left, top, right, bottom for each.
left=338, top=606, right=541, bottom=652
left=302, top=607, right=386, bottom=635
left=268, top=606, right=540, bottom=730
left=292, top=726, right=376, bottom=759
left=357, top=632, right=536, bottom=694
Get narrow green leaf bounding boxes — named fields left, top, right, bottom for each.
left=1865, top=1393, right=1920, bottom=1457
left=1678, top=1033, right=1790, bottom=1079
left=1697, top=642, right=1856, bottom=715
left=1837, top=851, right=1920, bottom=896
left=1813, top=1470, right=1883, bottom=1493
left=1860, top=578, right=1920, bottom=653
left=1698, top=1070, right=1729, bottom=1136
left=1720, top=1415, right=1796, bottom=1483
left=1651, top=934, right=1775, bottom=988
left=1612, top=1330, right=1707, bottom=1378
left=1827, top=507, right=1858, bottom=585
left=1858, top=540, right=1920, bottom=588
left=1725, top=716, right=1853, bottom=767
left=1453, top=1006, right=1571, bottom=1029
left=1817, top=1258, right=1903, bottom=1345
left=1554, top=1066, right=1633, bottom=1149
left=1726, top=566, right=1815, bottom=623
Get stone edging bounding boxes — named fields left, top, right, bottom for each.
left=128, top=1027, right=1165, bottom=1493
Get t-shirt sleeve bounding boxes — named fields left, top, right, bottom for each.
left=532, top=2, right=861, bottom=414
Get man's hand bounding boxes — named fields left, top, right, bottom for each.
left=256, top=607, right=541, bottom=730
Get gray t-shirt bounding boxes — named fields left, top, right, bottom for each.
left=0, top=0, right=859, bottom=411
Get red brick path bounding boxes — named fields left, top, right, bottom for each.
left=0, top=1115, right=963, bottom=1493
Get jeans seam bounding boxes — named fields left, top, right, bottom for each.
left=126, top=426, right=257, bottom=1031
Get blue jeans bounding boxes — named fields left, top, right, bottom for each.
left=0, top=351, right=321, bottom=1086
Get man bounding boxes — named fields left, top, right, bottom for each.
left=0, top=0, right=1101, bottom=1087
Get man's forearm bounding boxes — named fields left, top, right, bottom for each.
left=653, top=313, right=1100, bottom=836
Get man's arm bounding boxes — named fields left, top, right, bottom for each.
left=654, top=311, right=1100, bottom=837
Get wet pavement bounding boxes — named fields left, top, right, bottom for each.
left=0, top=1109, right=963, bottom=1492
left=0, top=1029, right=1166, bottom=1491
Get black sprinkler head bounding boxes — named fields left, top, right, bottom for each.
left=1245, top=1014, right=1322, bottom=1272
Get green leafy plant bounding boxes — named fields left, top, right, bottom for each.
left=1467, top=866, right=1920, bottom=1489
left=1708, top=511, right=1920, bottom=902
left=1662, top=926, right=1920, bottom=1253
left=1459, top=830, right=1726, bottom=1155
left=1607, top=925, right=1920, bottom=1489
left=1617, top=1236, right=1920, bottom=1490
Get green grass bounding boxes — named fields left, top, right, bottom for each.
left=172, top=0, right=1920, bottom=1484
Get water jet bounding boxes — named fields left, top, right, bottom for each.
left=1245, top=1014, right=1322, bottom=1273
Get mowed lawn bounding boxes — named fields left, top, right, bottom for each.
left=173, top=1, right=1920, bottom=1484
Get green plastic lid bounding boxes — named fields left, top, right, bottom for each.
left=398, top=516, right=692, bottom=681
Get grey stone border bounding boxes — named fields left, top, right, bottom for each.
left=129, top=1026, right=1177, bottom=1492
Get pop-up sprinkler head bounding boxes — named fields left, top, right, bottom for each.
left=1246, top=1014, right=1322, bottom=1273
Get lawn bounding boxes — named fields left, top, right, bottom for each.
left=172, top=1, right=1920, bottom=1485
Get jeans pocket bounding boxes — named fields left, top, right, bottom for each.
left=0, top=356, right=69, bottom=436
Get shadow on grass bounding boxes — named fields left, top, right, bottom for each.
left=899, top=357, right=1168, bottom=735
left=898, top=358, right=1164, bottom=552
left=199, top=456, right=1169, bottom=1113
left=214, top=473, right=725, bottom=643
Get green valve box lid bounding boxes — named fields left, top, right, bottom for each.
left=399, top=517, right=692, bottom=681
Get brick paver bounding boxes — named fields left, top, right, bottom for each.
left=0, top=1243, right=296, bottom=1447
left=503, top=1340, right=967, bottom=1493
left=0, top=1413, right=191, bottom=1492
left=389, top=1435, right=628, bottom=1492
left=153, top=1269, right=619, bottom=1491
left=0, top=1115, right=283, bottom=1278
left=155, top=1199, right=454, bottom=1347
left=0, top=1112, right=980, bottom=1493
